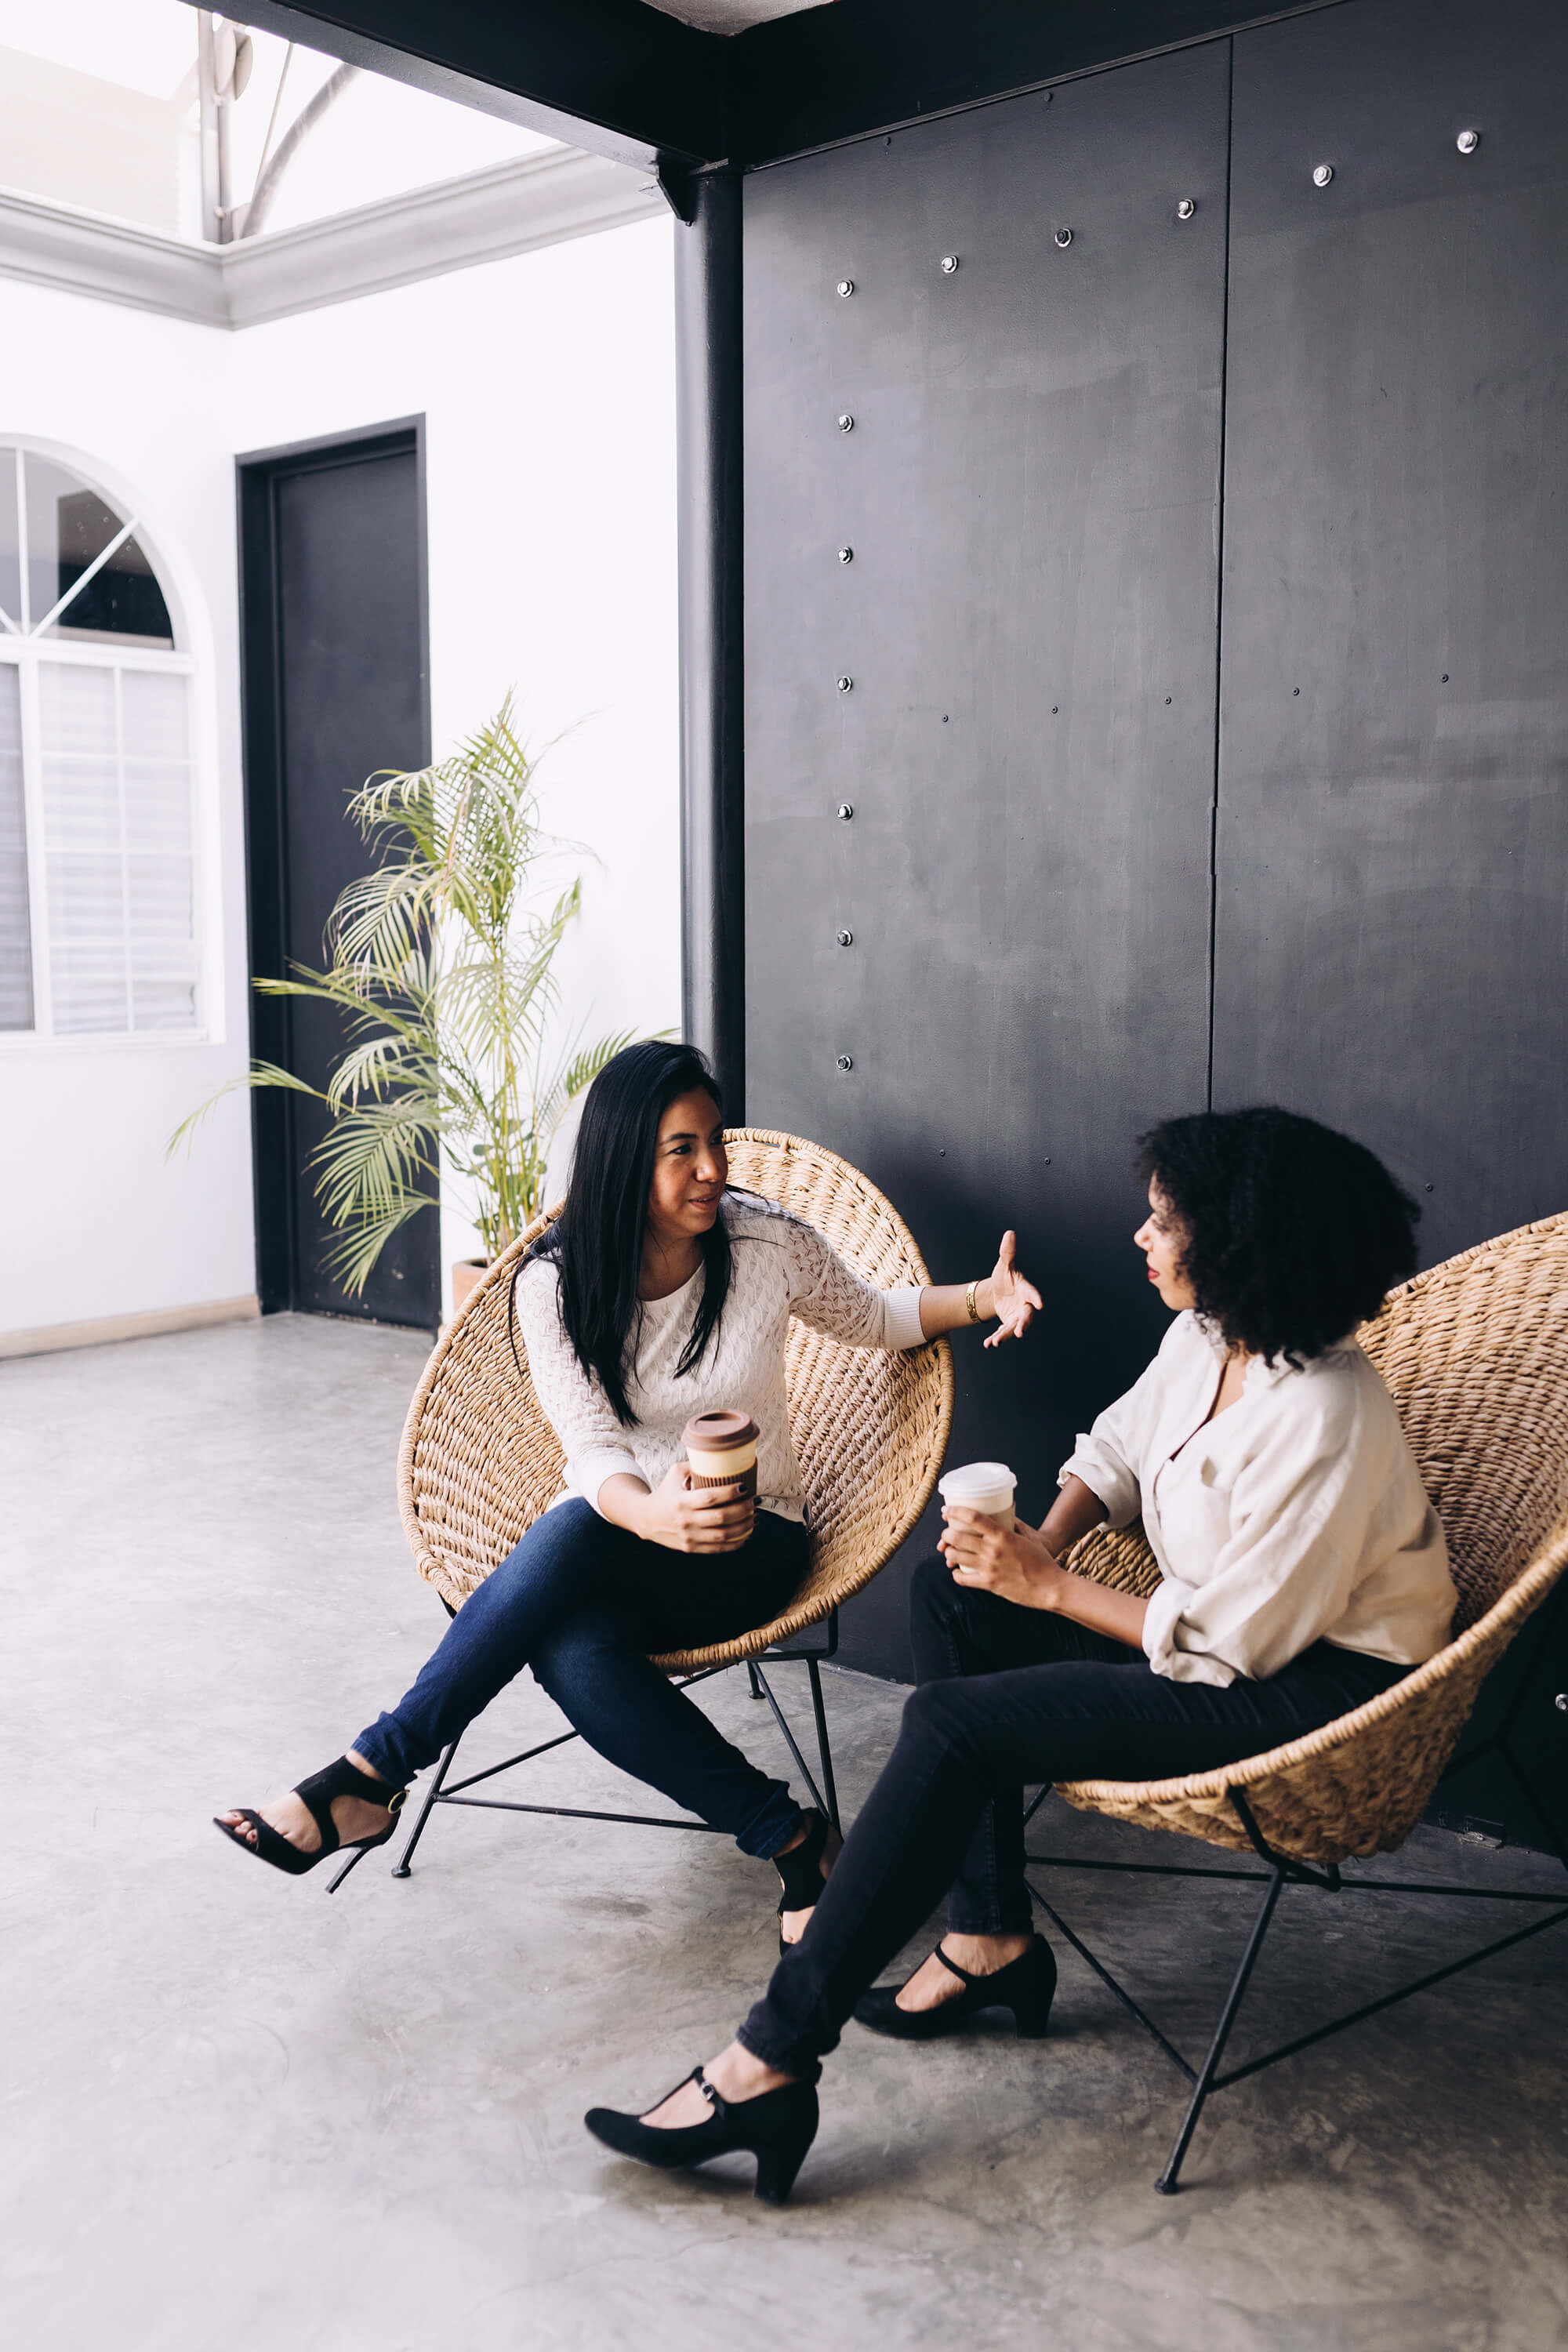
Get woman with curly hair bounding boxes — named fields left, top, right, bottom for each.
left=583, top=1106, right=1457, bottom=2204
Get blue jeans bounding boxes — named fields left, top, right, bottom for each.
left=355, top=1500, right=809, bottom=1858
left=737, top=1551, right=1409, bottom=2078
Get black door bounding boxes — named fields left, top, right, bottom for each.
left=743, top=47, right=1231, bottom=1671
left=238, top=420, right=437, bottom=1329
left=1216, top=0, right=1568, bottom=1263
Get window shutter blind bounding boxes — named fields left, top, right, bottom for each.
left=38, top=661, right=195, bottom=1035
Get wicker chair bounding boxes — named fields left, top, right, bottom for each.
left=1028, top=1210, right=1568, bottom=2192
left=375, top=1130, right=953, bottom=1885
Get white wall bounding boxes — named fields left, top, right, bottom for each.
left=0, top=281, right=252, bottom=1338
left=0, top=212, right=681, bottom=1338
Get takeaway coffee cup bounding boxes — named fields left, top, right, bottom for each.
left=938, top=1461, right=1018, bottom=1530
left=682, top=1409, right=760, bottom=1502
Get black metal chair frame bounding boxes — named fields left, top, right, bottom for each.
left=328, top=1610, right=844, bottom=1894
left=1023, top=1715, right=1568, bottom=2195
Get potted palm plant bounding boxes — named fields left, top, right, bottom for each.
left=174, top=697, right=637, bottom=1309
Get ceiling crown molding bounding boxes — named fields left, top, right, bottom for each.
left=0, top=147, right=662, bottom=332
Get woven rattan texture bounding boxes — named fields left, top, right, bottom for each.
left=1055, top=1210, right=1568, bottom=1862
left=397, top=1131, right=953, bottom=1672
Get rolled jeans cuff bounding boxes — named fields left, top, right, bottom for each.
left=351, top=1722, right=414, bottom=1789
left=735, top=2019, right=824, bottom=2086
left=738, top=1784, right=805, bottom=1861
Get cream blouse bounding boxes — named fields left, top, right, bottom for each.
left=1060, top=1311, right=1455, bottom=1687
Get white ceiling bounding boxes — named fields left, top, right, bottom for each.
left=637, top=0, right=834, bottom=33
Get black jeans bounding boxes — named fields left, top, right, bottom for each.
left=738, top=1551, right=1408, bottom=2078
left=355, top=1500, right=809, bottom=1857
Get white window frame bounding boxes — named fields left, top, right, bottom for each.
left=0, top=445, right=209, bottom=1053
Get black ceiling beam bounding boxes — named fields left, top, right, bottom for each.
left=730, top=0, right=1341, bottom=166
left=180, top=0, right=727, bottom=176
left=193, top=3, right=1341, bottom=182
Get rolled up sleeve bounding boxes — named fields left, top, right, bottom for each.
left=1058, top=1348, right=1170, bottom=1530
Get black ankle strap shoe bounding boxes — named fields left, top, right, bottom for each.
left=852, top=1934, right=1057, bottom=2042
left=586, top=2067, right=819, bottom=2205
left=215, top=1755, right=405, bottom=1878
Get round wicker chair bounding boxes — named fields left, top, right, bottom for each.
left=1054, top=1208, right=1568, bottom=1864
left=398, top=1128, right=953, bottom=1664
left=1032, top=1208, right=1568, bottom=2194
left=381, top=1131, right=952, bottom=1872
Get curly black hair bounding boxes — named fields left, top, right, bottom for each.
left=1135, top=1107, right=1419, bottom=1367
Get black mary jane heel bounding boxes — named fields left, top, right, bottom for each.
left=774, top=1809, right=836, bottom=1955
left=214, top=1756, right=406, bottom=1878
left=852, top=1934, right=1057, bottom=2042
left=586, top=2066, right=819, bottom=2206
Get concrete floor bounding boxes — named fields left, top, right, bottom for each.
left=5, top=1314, right=1566, bottom=2352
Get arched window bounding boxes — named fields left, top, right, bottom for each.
left=0, top=447, right=199, bottom=1037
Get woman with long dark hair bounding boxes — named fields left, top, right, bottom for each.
left=583, top=1107, right=1457, bottom=2202
left=216, top=1042, right=1042, bottom=1944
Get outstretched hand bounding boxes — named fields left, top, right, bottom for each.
left=985, top=1230, right=1043, bottom=1348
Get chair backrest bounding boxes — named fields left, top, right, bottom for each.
left=397, top=1127, right=953, bottom=1622
left=1356, top=1210, right=1568, bottom=1631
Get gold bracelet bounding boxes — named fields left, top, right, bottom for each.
left=965, top=1279, right=981, bottom=1324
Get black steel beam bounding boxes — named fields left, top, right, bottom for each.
left=731, top=0, right=1341, bottom=164
left=173, top=0, right=726, bottom=173
left=179, top=3, right=1344, bottom=181
left=675, top=169, right=746, bottom=1112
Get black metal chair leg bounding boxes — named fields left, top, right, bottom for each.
left=1156, top=1864, right=1287, bottom=2194
left=390, top=1737, right=460, bottom=1879
left=747, top=1663, right=765, bottom=1700
left=806, top=1656, right=840, bottom=1832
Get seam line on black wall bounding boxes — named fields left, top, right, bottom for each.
left=1206, top=37, right=1235, bottom=1116
left=739, top=0, right=1352, bottom=176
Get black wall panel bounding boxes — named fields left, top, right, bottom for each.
left=1215, top=0, right=1568, bottom=1262
left=744, top=49, right=1229, bottom=1672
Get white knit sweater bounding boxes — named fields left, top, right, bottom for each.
left=514, top=1194, right=928, bottom=1521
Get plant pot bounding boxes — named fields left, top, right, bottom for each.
left=451, top=1258, right=490, bottom=1315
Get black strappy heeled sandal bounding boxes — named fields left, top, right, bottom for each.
left=214, top=1756, right=406, bottom=1878
left=585, top=2066, right=819, bottom=2205
left=774, top=1809, right=837, bottom=1955
left=852, top=1934, right=1056, bottom=2042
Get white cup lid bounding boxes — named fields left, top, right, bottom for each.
left=938, top=1461, right=1017, bottom=1502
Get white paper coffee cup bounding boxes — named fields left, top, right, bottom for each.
left=938, top=1461, right=1018, bottom=1529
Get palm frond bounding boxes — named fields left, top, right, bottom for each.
left=172, top=693, right=662, bottom=1292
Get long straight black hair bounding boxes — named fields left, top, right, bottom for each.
left=517, top=1040, right=734, bottom=1426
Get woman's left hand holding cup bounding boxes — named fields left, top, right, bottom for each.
left=939, top=1505, right=1063, bottom=1610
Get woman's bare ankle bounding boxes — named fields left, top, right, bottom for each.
left=942, top=1930, right=1031, bottom=1974
left=705, top=2040, right=795, bottom=2100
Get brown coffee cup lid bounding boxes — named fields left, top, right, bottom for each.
left=682, top=1409, right=759, bottom=1450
